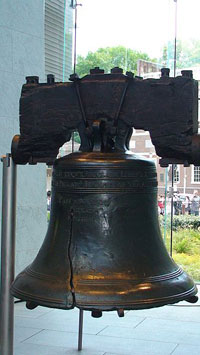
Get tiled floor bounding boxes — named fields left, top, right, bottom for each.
left=14, top=286, right=200, bottom=355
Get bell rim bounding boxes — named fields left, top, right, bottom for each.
left=11, top=284, right=197, bottom=311
left=76, top=284, right=198, bottom=308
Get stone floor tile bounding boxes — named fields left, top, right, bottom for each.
left=15, top=313, right=108, bottom=335
left=98, top=325, right=145, bottom=338
left=126, top=303, right=200, bottom=323
left=22, top=329, right=177, bottom=355
left=171, top=343, right=200, bottom=355
left=14, top=326, right=43, bottom=344
left=15, top=304, right=145, bottom=334
left=114, top=317, right=200, bottom=345
left=14, top=342, right=104, bottom=355
left=14, top=301, right=53, bottom=318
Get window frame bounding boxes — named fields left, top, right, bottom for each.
left=191, top=165, right=200, bottom=184
left=173, top=164, right=180, bottom=184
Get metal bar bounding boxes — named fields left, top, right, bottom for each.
left=173, top=0, right=178, bottom=77
left=0, top=154, right=17, bottom=355
left=72, top=1, right=82, bottom=74
left=78, top=309, right=84, bottom=351
left=170, top=164, right=174, bottom=257
left=73, top=2, right=78, bottom=74
left=75, top=82, right=87, bottom=124
left=114, top=78, right=130, bottom=127
left=164, top=167, right=168, bottom=244
left=62, top=0, right=67, bottom=82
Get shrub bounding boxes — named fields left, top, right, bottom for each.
left=162, top=215, right=200, bottom=231
left=163, top=229, right=200, bottom=255
left=160, top=216, right=200, bottom=281
left=173, top=237, right=191, bottom=254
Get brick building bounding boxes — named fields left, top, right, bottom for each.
left=129, top=129, right=200, bottom=195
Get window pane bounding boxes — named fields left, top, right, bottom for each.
left=194, top=166, right=200, bottom=182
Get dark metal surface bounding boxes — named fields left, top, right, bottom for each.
left=11, top=152, right=197, bottom=310
left=11, top=68, right=199, bottom=166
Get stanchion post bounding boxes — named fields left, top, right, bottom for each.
left=0, top=154, right=17, bottom=355
left=78, top=309, right=84, bottom=351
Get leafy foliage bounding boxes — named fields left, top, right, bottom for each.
left=173, top=230, right=200, bottom=255
left=160, top=215, right=200, bottom=281
left=76, top=46, right=156, bottom=77
left=161, top=39, right=200, bottom=70
left=73, top=131, right=81, bottom=144
left=173, top=253, right=200, bottom=282
left=161, top=215, right=200, bottom=231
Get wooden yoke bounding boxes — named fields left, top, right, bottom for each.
left=11, top=67, right=199, bottom=166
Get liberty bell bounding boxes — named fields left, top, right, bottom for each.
left=11, top=68, right=198, bottom=315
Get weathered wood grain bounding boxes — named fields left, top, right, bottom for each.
left=12, top=70, right=198, bottom=165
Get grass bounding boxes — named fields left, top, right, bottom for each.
left=173, top=253, right=200, bottom=282
left=161, top=219, right=200, bottom=282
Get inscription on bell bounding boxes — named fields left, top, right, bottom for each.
left=53, top=168, right=156, bottom=180
left=52, top=178, right=157, bottom=190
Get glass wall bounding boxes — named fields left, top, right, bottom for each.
left=48, top=0, right=200, bottom=282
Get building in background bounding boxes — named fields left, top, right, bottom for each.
left=137, top=59, right=162, bottom=78
left=0, top=0, right=46, bottom=275
left=130, top=129, right=200, bottom=195
left=45, top=0, right=73, bottom=82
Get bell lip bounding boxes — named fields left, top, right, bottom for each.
left=11, top=284, right=74, bottom=310
left=10, top=266, right=74, bottom=310
left=11, top=284, right=197, bottom=311
left=75, top=284, right=198, bottom=311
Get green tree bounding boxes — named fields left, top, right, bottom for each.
left=162, top=45, right=168, bottom=67
left=160, top=39, right=200, bottom=70
left=73, top=131, right=80, bottom=144
left=76, top=46, right=156, bottom=77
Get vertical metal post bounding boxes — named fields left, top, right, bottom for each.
left=170, top=164, right=174, bottom=257
left=78, top=309, right=84, bottom=351
left=164, top=167, right=168, bottom=244
left=173, top=0, right=178, bottom=78
left=0, top=154, right=17, bottom=355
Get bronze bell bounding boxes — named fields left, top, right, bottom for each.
left=11, top=151, right=197, bottom=312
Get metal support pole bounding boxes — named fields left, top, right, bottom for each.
left=170, top=164, right=174, bottom=257
left=0, top=154, right=17, bottom=355
left=78, top=309, right=84, bottom=351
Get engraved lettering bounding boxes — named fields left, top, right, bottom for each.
left=53, top=167, right=157, bottom=180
